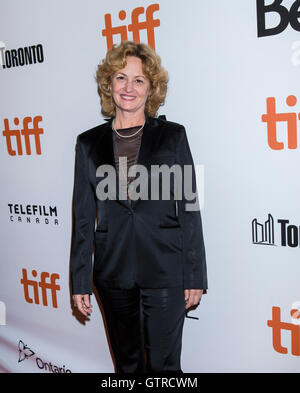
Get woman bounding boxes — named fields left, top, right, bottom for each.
left=70, top=41, right=208, bottom=373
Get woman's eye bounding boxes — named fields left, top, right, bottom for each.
left=116, top=76, right=125, bottom=80
left=136, top=79, right=143, bottom=84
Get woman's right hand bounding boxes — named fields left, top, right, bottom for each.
left=72, top=294, right=93, bottom=317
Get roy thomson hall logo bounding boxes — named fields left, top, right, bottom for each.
left=20, top=269, right=60, bottom=308
left=102, top=3, right=160, bottom=50
left=0, top=42, right=44, bottom=69
left=257, top=0, right=300, bottom=37
left=18, top=340, right=71, bottom=373
left=252, top=213, right=300, bottom=248
left=2, top=115, right=44, bottom=156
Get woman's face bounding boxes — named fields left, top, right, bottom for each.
left=111, top=56, right=151, bottom=116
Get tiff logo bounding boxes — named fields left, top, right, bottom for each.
left=252, top=213, right=275, bottom=246
left=102, top=4, right=160, bottom=50
left=261, top=95, right=299, bottom=150
left=291, top=301, right=300, bottom=325
left=2, top=116, right=44, bottom=156
left=0, top=301, right=6, bottom=325
left=267, top=305, right=300, bottom=356
left=20, top=269, right=60, bottom=308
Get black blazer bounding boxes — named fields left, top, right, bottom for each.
left=70, top=115, right=208, bottom=295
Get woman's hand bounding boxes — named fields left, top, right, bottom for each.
left=72, top=294, right=93, bottom=317
left=184, top=289, right=203, bottom=309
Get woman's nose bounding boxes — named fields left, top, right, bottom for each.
left=124, top=80, right=134, bottom=92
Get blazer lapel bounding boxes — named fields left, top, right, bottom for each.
left=97, top=118, right=115, bottom=167
left=130, top=115, right=158, bottom=208
left=92, top=119, right=124, bottom=205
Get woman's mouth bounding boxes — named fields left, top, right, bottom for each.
left=120, top=94, right=136, bottom=101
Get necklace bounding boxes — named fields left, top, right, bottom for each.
left=113, top=125, right=142, bottom=192
left=112, top=119, right=145, bottom=138
left=114, top=142, right=128, bottom=183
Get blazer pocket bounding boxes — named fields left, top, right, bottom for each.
left=95, top=228, right=108, bottom=233
left=95, top=222, right=108, bottom=233
left=157, top=224, right=183, bottom=253
left=159, top=210, right=180, bottom=228
left=159, top=223, right=180, bottom=228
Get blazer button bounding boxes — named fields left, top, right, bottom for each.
left=128, top=211, right=132, bottom=215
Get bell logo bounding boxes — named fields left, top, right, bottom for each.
left=20, top=269, right=60, bottom=308
left=257, top=0, right=300, bottom=37
left=2, top=116, right=44, bottom=156
left=267, top=306, right=300, bottom=356
left=261, top=95, right=300, bottom=150
left=102, top=4, right=160, bottom=50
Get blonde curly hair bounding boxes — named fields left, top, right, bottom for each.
left=96, top=41, right=168, bottom=117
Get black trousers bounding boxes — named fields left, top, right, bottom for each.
left=95, top=284, right=186, bottom=374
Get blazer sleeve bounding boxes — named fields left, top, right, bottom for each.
left=176, top=126, right=208, bottom=291
left=70, top=135, right=96, bottom=295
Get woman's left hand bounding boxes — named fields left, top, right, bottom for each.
left=184, top=289, right=203, bottom=309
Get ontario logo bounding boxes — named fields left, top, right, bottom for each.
left=18, top=340, right=71, bottom=373
left=18, top=340, right=35, bottom=363
left=252, top=213, right=300, bottom=248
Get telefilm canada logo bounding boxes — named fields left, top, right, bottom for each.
left=8, top=203, right=59, bottom=226
left=18, top=340, right=71, bottom=373
left=0, top=42, right=44, bottom=69
left=252, top=213, right=300, bottom=248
